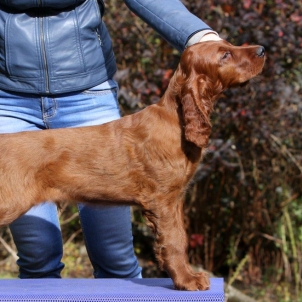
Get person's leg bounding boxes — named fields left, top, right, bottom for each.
left=43, top=80, right=142, bottom=278
left=9, top=203, right=64, bottom=278
left=0, top=89, right=64, bottom=278
left=78, top=205, right=141, bottom=278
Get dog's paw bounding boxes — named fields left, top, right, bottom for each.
left=174, top=271, right=210, bottom=291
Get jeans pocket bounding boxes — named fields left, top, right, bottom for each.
left=82, top=87, right=118, bottom=96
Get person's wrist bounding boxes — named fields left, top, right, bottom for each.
left=199, top=33, right=222, bottom=42
left=185, top=31, right=221, bottom=48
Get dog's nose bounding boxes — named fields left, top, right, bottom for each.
left=256, top=46, right=265, bottom=57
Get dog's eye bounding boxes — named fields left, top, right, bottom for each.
left=221, top=52, right=231, bottom=60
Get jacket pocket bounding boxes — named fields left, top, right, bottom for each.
left=47, top=0, right=105, bottom=77
left=4, top=12, right=41, bottom=78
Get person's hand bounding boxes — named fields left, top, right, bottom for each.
left=199, top=33, right=222, bottom=42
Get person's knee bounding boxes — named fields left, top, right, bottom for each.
left=10, top=212, right=64, bottom=278
left=17, top=239, right=64, bottom=278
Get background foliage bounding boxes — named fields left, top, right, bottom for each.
left=0, top=1, right=301, bottom=301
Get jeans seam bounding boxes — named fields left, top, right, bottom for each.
left=42, top=97, right=57, bottom=129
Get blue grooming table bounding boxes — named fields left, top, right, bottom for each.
left=0, top=278, right=224, bottom=301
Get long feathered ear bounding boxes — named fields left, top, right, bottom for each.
left=180, top=75, right=214, bottom=148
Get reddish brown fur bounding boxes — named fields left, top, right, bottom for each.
left=0, top=40, right=265, bottom=290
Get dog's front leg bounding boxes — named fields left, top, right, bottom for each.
left=143, top=200, right=209, bottom=291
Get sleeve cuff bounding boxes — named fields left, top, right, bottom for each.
left=185, top=30, right=220, bottom=48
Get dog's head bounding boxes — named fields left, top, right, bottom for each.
left=174, top=40, right=265, bottom=148
left=181, top=40, right=265, bottom=89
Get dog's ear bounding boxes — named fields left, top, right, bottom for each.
left=180, top=75, right=213, bottom=148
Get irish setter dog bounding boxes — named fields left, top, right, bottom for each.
left=0, top=40, right=265, bottom=290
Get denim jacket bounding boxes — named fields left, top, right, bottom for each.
left=0, top=0, right=213, bottom=94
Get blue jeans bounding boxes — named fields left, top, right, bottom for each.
left=0, top=80, right=142, bottom=279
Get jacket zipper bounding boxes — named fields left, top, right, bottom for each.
left=96, top=29, right=103, bottom=46
left=38, top=1, right=50, bottom=93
